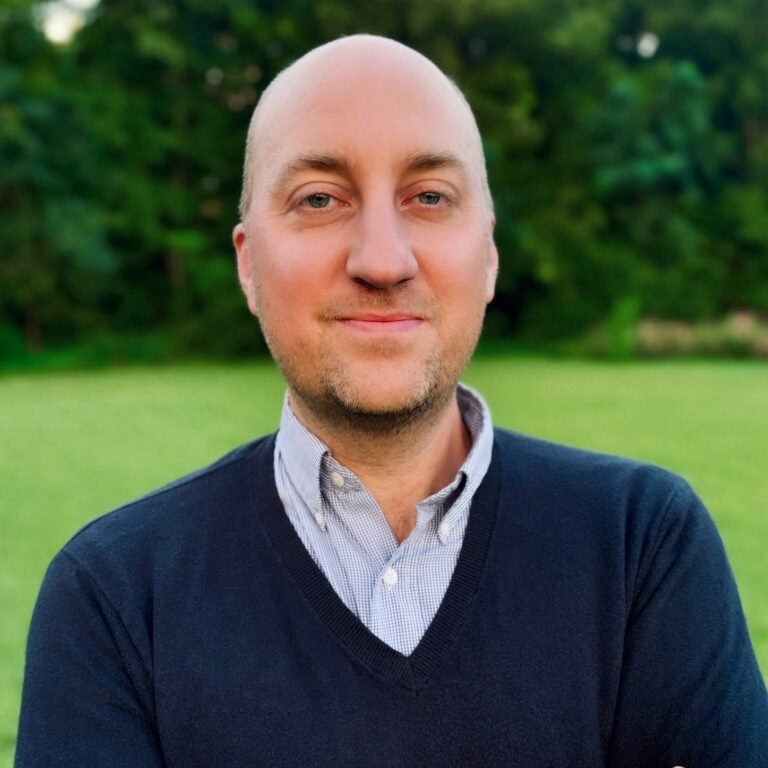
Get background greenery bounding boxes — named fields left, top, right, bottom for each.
left=1, top=358, right=767, bottom=765
left=2, top=0, right=768, bottom=362
left=2, top=1, right=767, bottom=763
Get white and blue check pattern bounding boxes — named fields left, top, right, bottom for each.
left=274, top=384, right=494, bottom=655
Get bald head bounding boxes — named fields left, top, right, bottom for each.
left=238, top=35, right=491, bottom=220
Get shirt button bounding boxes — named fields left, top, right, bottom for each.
left=382, top=567, right=398, bottom=586
left=314, top=512, right=325, bottom=527
left=330, top=471, right=345, bottom=488
left=438, top=520, right=453, bottom=538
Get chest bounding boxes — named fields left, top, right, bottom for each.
left=150, top=546, right=621, bottom=768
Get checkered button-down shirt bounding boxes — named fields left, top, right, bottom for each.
left=274, top=384, right=494, bottom=655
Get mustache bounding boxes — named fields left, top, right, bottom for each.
left=318, top=288, right=437, bottom=321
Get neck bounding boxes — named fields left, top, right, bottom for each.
left=289, top=388, right=471, bottom=542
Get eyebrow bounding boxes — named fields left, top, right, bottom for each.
left=402, top=151, right=467, bottom=176
left=272, top=153, right=353, bottom=198
left=271, top=150, right=468, bottom=199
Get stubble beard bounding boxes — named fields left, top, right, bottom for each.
left=300, top=347, right=454, bottom=438
left=256, top=273, right=489, bottom=438
left=272, top=342, right=455, bottom=438
left=262, top=320, right=482, bottom=440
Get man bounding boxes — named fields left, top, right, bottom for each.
left=15, top=35, right=768, bottom=767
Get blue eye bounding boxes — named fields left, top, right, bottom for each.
left=306, top=193, right=332, bottom=209
left=418, top=191, right=442, bottom=205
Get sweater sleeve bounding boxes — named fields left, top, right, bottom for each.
left=14, top=549, right=166, bottom=768
left=607, top=478, right=768, bottom=767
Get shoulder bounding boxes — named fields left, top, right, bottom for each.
left=60, top=434, right=277, bottom=577
left=489, top=427, right=711, bottom=553
left=486, top=429, right=735, bottom=653
left=491, top=426, right=688, bottom=494
left=29, top=434, right=281, bottom=675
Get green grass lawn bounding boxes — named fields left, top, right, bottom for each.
left=1, top=356, right=766, bottom=765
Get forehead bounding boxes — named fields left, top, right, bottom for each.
left=249, top=46, right=481, bottom=191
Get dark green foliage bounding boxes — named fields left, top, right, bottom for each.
left=1, top=0, right=767, bottom=360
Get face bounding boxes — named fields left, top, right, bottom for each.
left=234, top=40, right=497, bottom=432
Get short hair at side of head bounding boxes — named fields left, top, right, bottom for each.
left=444, top=77, right=494, bottom=216
left=237, top=62, right=290, bottom=222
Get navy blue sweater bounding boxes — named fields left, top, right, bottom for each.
left=16, top=430, right=768, bottom=766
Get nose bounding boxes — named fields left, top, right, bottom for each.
left=345, top=200, right=418, bottom=289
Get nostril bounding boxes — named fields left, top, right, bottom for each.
left=345, top=248, right=418, bottom=288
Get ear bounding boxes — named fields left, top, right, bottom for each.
left=484, top=222, right=499, bottom=304
left=233, top=223, right=260, bottom=317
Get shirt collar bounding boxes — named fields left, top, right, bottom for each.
left=274, top=383, right=494, bottom=531
left=274, top=395, right=328, bottom=518
left=415, top=384, right=493, bottom=537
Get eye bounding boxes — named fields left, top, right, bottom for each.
left=417, top=191, right=442, bottom=206
left=305, top=193, right=333, bottom=209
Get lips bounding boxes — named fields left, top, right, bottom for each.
left=336, top=314, right=424, bottom=332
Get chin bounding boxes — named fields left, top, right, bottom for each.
left=281, top=365, right=447, bottom=436
left=317, top=367, right=458, bottom=435
left=333, top=382, right=431, bottom=415
left=277, top=347, right=467, bottom=433
left=324, top=392, right=437, bottom=436
left=331, top=359, right=443, bottom=409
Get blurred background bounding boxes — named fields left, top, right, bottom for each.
left=1, top=1, right=767, bottom=764
left=2, top=0, right=768, bottom=366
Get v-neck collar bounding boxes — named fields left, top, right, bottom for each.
left=249, top=434, right=502, bottom=692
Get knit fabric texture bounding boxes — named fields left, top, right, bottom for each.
left=15, top=430, right=768, bottom=767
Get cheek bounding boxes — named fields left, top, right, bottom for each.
left=253, top=229, right=342, bottom=294
left=417, top=230, right=491, bottom=298
left=250, top=243, right=340, bottom=356
left=250, top=252, right=313, bottom=317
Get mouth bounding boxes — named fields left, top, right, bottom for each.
left=336, top=314, right=425, bottom=333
